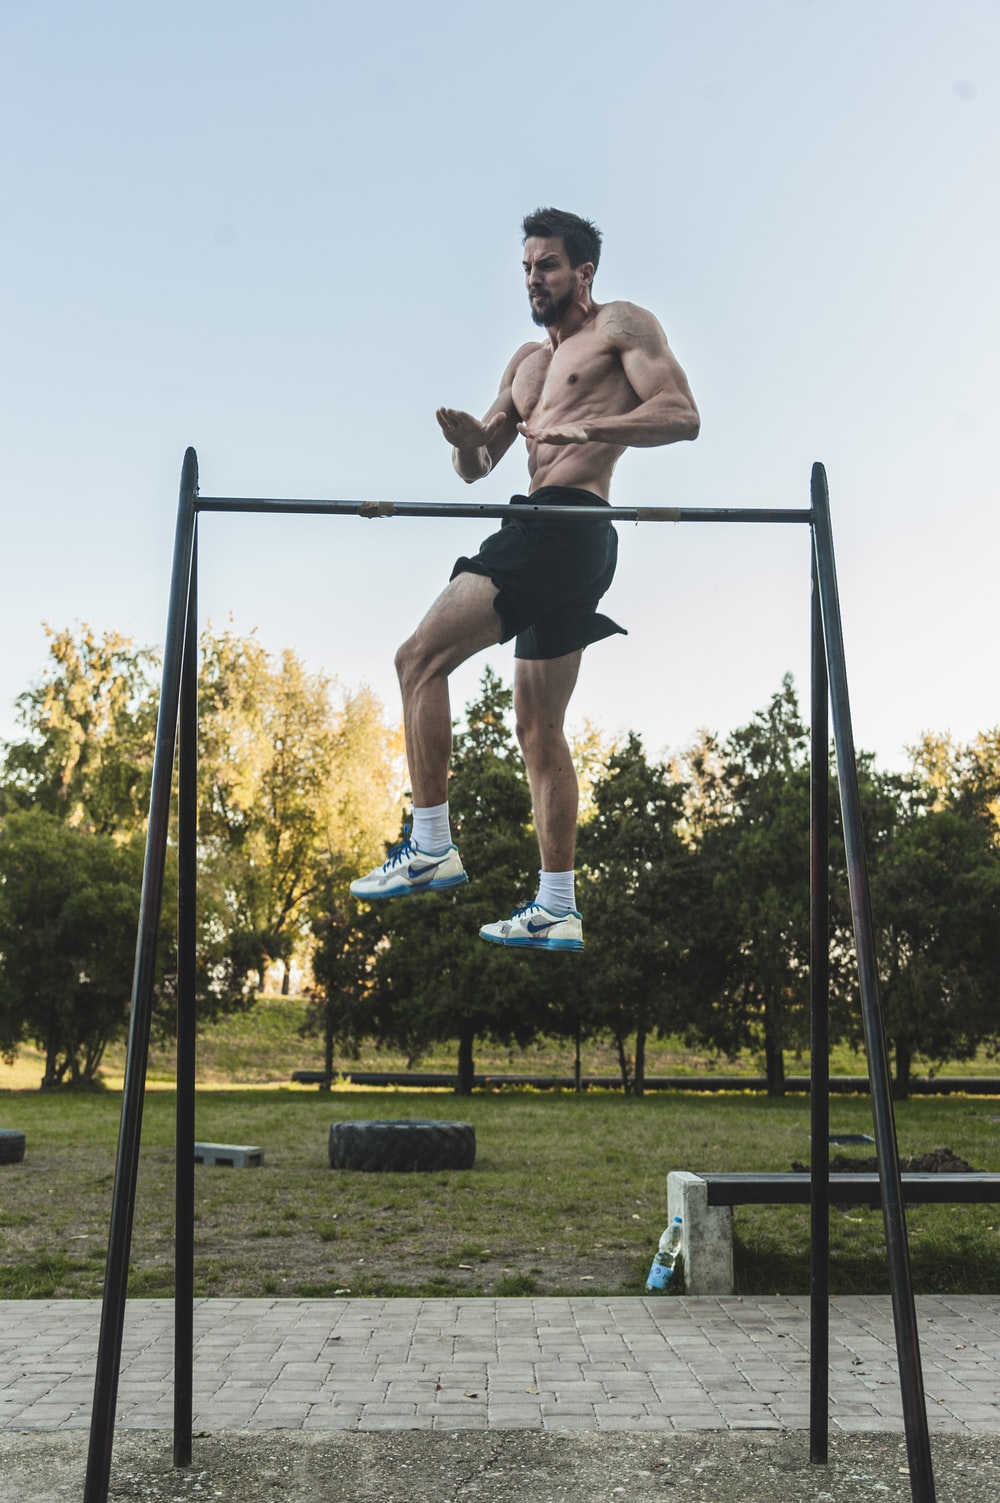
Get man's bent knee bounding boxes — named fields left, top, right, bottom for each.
left=516, top=713, right=572, bottom=765
left=395, top=630, right=467, bottom=695
left=394, top=635, right=420, bottom=689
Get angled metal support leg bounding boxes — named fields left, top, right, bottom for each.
left=810, top=461, right=936, bottom=1503
left=174, top=527, right=199, bottom=1465
left=83, top=448, right=200, bottom=1503
left=808, top=545, right=830, bottom=1463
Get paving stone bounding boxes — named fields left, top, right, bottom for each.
left=670, top=1413, right=728, bottom=1429
left=2, top=1295, right=999, bottom=1439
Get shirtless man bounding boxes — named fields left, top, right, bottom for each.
left=351, top=207, right=699, bottom=950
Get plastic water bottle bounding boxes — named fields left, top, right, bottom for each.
left=645, top=1216, right=683, bottom=1293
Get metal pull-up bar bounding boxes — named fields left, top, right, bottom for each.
left=195, top=493, right=813, bottom=524
left=82, top=449, right=935, bottom=1503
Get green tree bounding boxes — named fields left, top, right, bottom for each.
left=577, top=733, right=692, bottom=1095
left=873, top=808, right=1000, bottom=1094
left=0, top=622, right=404, bottom=1069
left=1, top=625, right=159, bottom=834
left=0, top=808, right=175, bottom=1086
left=198, top=626, right=402, bottom=994
left=305, top=879, right=384, bottom=1087
left=570, top=717, right=621, bottom=825
left=908, top=728, right=1000, bottom=840
left=853, top=745, right=1000, bottom=1096
left=681, top=677, right=813, bottom=1095
left=303, top=679, right=407, bottom=1080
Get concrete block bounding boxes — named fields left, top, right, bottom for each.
left=667, top=1171, right=734, bottom=1295
left=193, top=1142, right=264, bottom=1167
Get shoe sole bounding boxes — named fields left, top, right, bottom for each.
left=480, top=931, right=584, bottom=953
left=350, top=872, right=469, bottom=900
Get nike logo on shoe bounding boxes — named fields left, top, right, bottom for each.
left=479, top=902, right=584, bottom=951
left=351, top=830, right=467, bottom=900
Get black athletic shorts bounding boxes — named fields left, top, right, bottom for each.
left=450, top=485, right=626, bottom=661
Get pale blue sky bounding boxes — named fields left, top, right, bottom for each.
left=3, top=0, right=997, bottom=769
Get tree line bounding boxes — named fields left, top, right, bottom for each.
left=1, top=626, right=997, bottom=1096
left=0, top=624, right=402, bottom=1086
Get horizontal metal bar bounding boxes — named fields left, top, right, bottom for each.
left=703, top=1172, right=1000, bottom=1206
left=195, top=495, right=814, bottom=524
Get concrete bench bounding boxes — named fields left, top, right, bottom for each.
left=193, top=1142, right=264, bottom=1167
left=667, top=1169, right=1000, bottom=1295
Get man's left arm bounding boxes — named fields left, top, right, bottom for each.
left=527, top=304, right=700, bottom=448
left=599, top=303, right=700, bottom=446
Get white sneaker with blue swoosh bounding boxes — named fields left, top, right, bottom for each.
left=349, top=831, right=468, bottom=899
left=479, top=902, right=584, bottom=952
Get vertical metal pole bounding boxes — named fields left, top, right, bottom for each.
left=808, top=542, right=830, bottom=1462
left=810, top=462, right=935, bottom=1503
left=84, top=449, right=200, bottom=1503
left=173, top=527, right=198, bottom=1466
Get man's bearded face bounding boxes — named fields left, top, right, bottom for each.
left=529, top=285, right=577, bottom=327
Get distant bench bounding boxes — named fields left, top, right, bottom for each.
left=291, top=1070, right=1000, bottom=1094
left=667, top=1170, right=1000, bottom=1295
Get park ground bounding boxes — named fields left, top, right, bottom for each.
left=2, top=1001, right=999, bottom=1501
left=2, top=998, right=999, bottom=1302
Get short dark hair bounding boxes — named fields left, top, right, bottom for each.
left=521, top=207, right=602, bottom=277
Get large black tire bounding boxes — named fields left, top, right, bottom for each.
left=0, top=1129, right=26, bottom=1164
left=328, top=1119, right=476, bottom=1173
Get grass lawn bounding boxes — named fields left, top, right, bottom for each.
left=1, top=1085, right=998, bottom=1302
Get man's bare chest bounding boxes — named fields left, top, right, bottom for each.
left=511, top=336, right=628, bottom=421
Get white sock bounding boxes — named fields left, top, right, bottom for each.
left=411, top=802, right=452, bottom=854
left=535, top=869, right=575, bottom=915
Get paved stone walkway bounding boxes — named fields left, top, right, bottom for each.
left=1, top=1295, right=998, bottom=1436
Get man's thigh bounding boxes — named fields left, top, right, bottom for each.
left=407, top=570, right=504, bottom=675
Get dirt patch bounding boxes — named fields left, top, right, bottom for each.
left=3, top=1430, right=1000, bottom=1503
left=792, top=1144, right=980, bottom=1174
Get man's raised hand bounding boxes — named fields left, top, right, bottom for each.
left=436, top=408, right=506, bottom=450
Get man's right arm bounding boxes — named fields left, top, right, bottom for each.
left=436, top=343, right=538, bottom=483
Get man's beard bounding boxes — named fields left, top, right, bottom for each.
left=529, top=287, right=575, bottom=327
